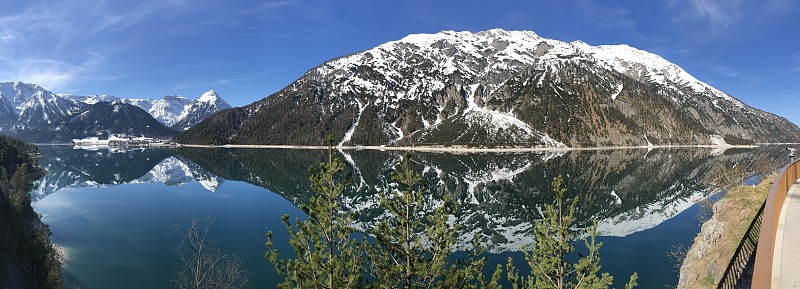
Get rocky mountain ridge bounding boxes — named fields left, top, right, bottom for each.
left=177, top=29, right=800, bottom=147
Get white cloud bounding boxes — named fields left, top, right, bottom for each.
left=173, top=79, right=244, bottom=90
left=575, top=0, right=639, bottom=33
left=706, top=63, right=762, bottom=85
left=574, top=0, right=669, bottom=46
left=237, top=0, right=300, bottom=16
left=790, top=52, right=800, bottom=73
left=90, top=0, right=189, bottom=34
left=667, top=0, right=793, bottom=34
left=686, top=0, right=744, bottom=29
left=0, top=54, right=105, bottom=91
left=0, top=31, right=16, bottom=43
left=0, top=0, right=189, bottom=91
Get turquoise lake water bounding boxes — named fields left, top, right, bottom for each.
left=31, top=146, right=786, bottom=288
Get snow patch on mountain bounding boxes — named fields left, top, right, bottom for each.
left=572, top=42, right=744, bottom=108
left=124, top=96, right=193, bottom=127
left=339, top=97, right=367, bottom=146
left=319, top=29, right=746, bottom=117
left=611, top=83, right=623, bottom=100
left=463, top=162, right=532, bottom=203
left=137, top=156, right=224, bottom=191
left=596, top=189, right=704, bottom=237
left=59, top=94, right=120, bottom=105
left=16, top=88, right=79, bottom=127
left=198, top=90, right=219, bottom=102
left=0, top=81, right=49, bottom=112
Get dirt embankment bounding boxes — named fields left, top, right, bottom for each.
left=677, top=174, right=773, bottom=288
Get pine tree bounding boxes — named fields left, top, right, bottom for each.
left=9, top=163, right=29, bottom=215
left=266, top=136, right=365, bottom=289
left=10, top=163, right=28, bottom=192
left=366, top=152, right=500, bottom=289
left=506, top=176, right=638, bottom=289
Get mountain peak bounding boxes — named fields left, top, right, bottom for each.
left=12, top=81, right=42, bottom=90
left=1, top=81, right=47, bottom=96
left=198, top=90, right=219, bottom=102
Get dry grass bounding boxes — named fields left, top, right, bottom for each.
left=677, top=174, right=774, bottom=289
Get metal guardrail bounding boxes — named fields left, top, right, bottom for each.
left=751, top=158, right=800, bottom=288
left=717, top=201, right=765, bottom=289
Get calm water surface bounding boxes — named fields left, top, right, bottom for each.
left=31, top=146, right=785, bottom=288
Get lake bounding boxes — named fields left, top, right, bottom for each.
left=30, top=146, right=786, bottom=288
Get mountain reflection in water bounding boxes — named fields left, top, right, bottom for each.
left=33, top=146, right=785, bottom=253
left=31, top=146, right=788, bottom=287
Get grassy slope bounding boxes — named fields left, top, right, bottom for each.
left=677, top=174, right=774, bottom=288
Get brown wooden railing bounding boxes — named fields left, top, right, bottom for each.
left=717, top=201, right=765, bottom=289
left=751, top=158, right=800, bottom=288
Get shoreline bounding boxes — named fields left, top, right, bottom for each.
left=33, top=142, right=799, bottom=153
left=175, top=143, right=768, bottom=153
left=677, top=174, right=774, bottom=288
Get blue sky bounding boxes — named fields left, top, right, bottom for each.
left=1, top=0, right=799, bottom=123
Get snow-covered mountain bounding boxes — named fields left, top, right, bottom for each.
left=66, top=90, right=232, bottom=130
left=0, top=81, right=83, bottom=129
left=58, top=94, right=120, bottom=104
left=171, top=90, right=232, bottom=130
left=178, top=29, right=800, bottom=146
left=0, top=82, right=232, bottom=142
left=0, top=82, right=33, bottom=122
left=30, top=148, right=224, bottom=200
left=136, top=156, right=225, bottom=191
left=44, top=101, right=176, bottom=142
left=0, top=82, right=175, bottom=142
left=0, top=81, right=52, bottom=110
left=123, top=95, right=194, bottom=128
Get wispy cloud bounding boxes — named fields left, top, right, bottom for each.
left=666, top=0, right=793, bottom=37
left=575, top=0, right=638, bottom=34
left=0, top=2, right=74, bottom=48
left=683, top=0, right=744, bottom=30
left=705, top=63, right=762, bottom=85
left=90, top=0, right=189, bottom=34
left=0, top=0, right=192, bottom=91
left=173, top=78, right=248, bottom=90
left=237, top=0, right=300, bottom=16
left=499, top=13, right=532, bottom=28
left=791, top=52, right=800, bottom=73
left=573, top=0, right=671, bottom=47
left=0, top=53, right=105, bottom=91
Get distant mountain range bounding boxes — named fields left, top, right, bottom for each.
left=74, top=90, right=232, bottom=130
left=177, top=29, right=800, bottom=147
left=0, top=81, right=232, bottom=142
